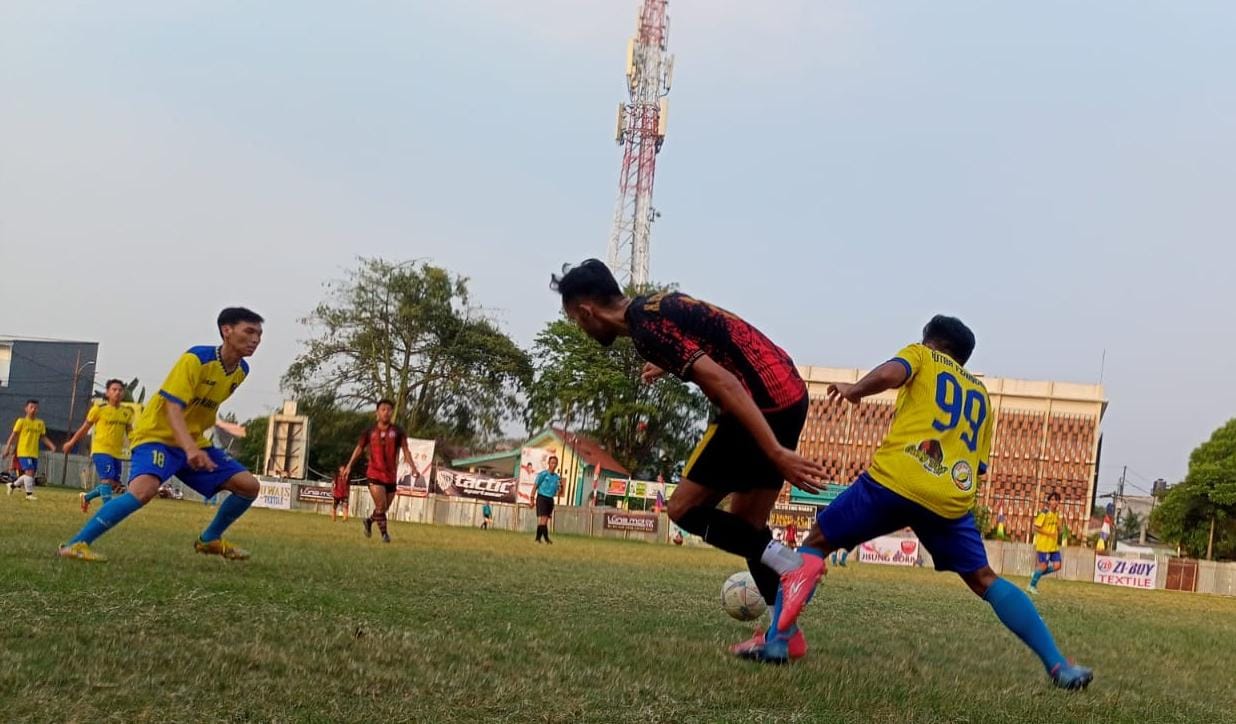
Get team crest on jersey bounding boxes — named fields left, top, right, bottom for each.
left=904, top=440, right=947, bottom=476
left=951, top=461, right=974, bottom=492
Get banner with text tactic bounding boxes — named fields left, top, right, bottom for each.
left=436, top=469, right=517, bottom=503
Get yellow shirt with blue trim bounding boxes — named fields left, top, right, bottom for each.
left=866, top=343, right=993, bottom=519
left=1033, top=510, right=1062, bottom=553
left=86, top=402, right=136, bottom=458
left=131, top=346, right=249, bottom=449
left=12, top=417, right=47, bottom=458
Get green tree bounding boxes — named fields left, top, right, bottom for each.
left=1119, top=510, right=1143, bottom=541
left=123, top=378, right=146, bottom=405
left=283, top=258, right=532, bottom=445
left=525, top=317, right=709, bottom=479
left=296, top=393, right=372, bottom=477
left=1151, top=419, right=1236, bottom=560
left=235, top=415, right=270, bottom=472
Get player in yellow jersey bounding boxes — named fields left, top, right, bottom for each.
left=751, top=316, right=1093, bottom=690
left=1028, top=492, right=1063, bottom=595
left=4, top=399, right=56, bottom=499
left=58, top=308, right=264, bottom=562
left=63, top=379, right=136, bottom=512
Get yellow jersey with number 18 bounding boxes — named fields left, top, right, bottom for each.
left=866, top=343, right=993, bottom=520
left=131, top=346, right=249, bottom=449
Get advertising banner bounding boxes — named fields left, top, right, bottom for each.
left=1093, top=555, right=1157, bottom=589
left=768, top=503, right=816, bottom=540
left=396, top=438, right=436, bottom=496
left=517, top=447, right=553, bottom=506
left=603, top=511, right=659, bottom=533
left=436, top=469, right=518, bottom=503
left=857, top=535, right=920, bottom=566
left=606, top=479, right=628, bottom=496
left=297, top=485, right=334, bottom=503
left=253, top=480, right=292, bottom=510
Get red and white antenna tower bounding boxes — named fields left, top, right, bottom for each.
left=607, top=0, right=673, bottom=288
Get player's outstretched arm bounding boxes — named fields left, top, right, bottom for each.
left=690, top=355, right=826, bottom=493
left=42, top=435, right=56, bottom=452
left=2, top=428, right=17, bottom=458
left=827, top=361, right=910, bottom=405
left=343, top=442, right=365, bottom=479
left=62, top=418, right=94, bottom=453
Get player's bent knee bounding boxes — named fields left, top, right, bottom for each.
left=962, top=566, right=998, bottom=597
left=227, top=472, right=261, bottom=498
left=127, top=475, right=161, bottom=503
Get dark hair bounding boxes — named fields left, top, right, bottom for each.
left=376, top=399, right=395, bottom=409
left=25, top=399, right=38, bottom=406
left=105, top=378, right=124, bottom=389
left=922, top=315, right=976, bottom=366
left=547, top=455, right=559, bottom=465
left=217, top=307, right=264, bottom=338
left=1048, top=492, right=1061, bottom=502
left=551, top=259, right=623, bottom=306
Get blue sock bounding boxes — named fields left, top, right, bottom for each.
left=83, top=486, right=103, bottom=503
left=984, top=577, right=1066, bottom=673
left=767, top=588, right=798, bottom=640
left=200, top=493, right=255, bottom=542
left=98, top=483, right=116, bottom=503
left=1030, top=570, right=1043, bottom=588
left=839, top=549, right=849, bottom=566
left=68, top=493, right=144, bottom=545
left=800, top=545, right=824, bottom=560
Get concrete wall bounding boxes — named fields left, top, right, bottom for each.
left=0, top=340, right=99, bottom=445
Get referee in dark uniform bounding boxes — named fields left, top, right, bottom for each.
left=533, top=456, right=560, bottom=544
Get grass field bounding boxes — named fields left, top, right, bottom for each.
left=3, top=488, right=1235, bottom=723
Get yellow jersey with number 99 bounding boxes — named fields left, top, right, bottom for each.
left=131, top=346, right=248, bottom=449
left=866, top=343, right=993, bottom=519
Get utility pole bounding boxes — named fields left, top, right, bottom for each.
left=60, top=352, right=94, bottom=486
left=1111, top=466, right=1127, bottom=552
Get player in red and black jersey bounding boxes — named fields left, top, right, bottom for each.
left=344, top=399, right=418, bottom=543
left=552, top=259, right=827, bottom=659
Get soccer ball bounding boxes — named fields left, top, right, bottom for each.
left=721, top=571, right=767, bottom=621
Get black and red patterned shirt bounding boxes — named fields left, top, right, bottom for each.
left=625, top=292, right=806, bottom=412
left=359, top=424, right=406, bottom=484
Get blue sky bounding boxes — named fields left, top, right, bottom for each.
left=2, top=1, right=1233, bottom=494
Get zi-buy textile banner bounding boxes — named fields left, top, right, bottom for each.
left=396, top=438, right=436, bottom=497
left=436, top=469, right=517, bottom=503
left=1093, top=555, right=1157, bottom=589
left=857, top=535, right=919, bottom=566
